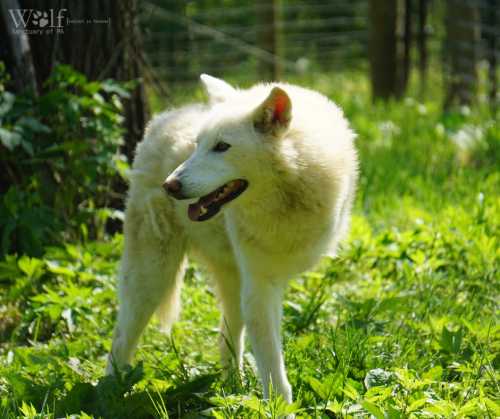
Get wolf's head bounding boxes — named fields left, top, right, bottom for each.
left=164, top=75, right=292, bottom=221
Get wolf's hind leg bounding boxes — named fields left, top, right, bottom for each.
left=107, top=200, right=186, bottom=374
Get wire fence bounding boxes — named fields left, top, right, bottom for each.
left=140, top=0, right=368, bottom=84
left=139, top=0, right=498, bottom=105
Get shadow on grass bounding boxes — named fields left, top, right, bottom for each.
left=34, top=363, right=219, bottom=418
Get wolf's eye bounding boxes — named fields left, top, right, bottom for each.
left=213, top=141, right=231, bottom=152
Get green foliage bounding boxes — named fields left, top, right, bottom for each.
left=0, top=63, right=129, bottom=257
left=0, top=70, right=498, bottom=418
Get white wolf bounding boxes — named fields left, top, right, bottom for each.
left=107, top=75, right=358, bottom=404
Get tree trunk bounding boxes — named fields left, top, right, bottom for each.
left=117, top=0, right=149, bottom=161
left=255, top=0, right=280, bottom=81
left=369, top=0, right=398, bottom=100
left=417, top=0, right=428, bottom=96
left=444, top=0, right=480, bottom=108
left=0, top=0, right=38, bottom=94
left=369, top=0, right=413, bottom=100
left=397, top=0, right=412, bottom=97
left=486, top=0, right=498, bottom=111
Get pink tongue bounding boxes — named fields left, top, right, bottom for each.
left=188, top=203, right=201, bottom=221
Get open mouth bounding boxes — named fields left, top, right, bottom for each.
left=188, top=179, right=248, bottom=221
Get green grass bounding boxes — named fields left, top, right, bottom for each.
left=1, top=72, right=499, bottom=418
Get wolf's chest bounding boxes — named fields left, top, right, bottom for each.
left=229, top=210, right=333, bottom=268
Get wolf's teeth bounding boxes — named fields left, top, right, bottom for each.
left=200, top=206, right=207, bottom=215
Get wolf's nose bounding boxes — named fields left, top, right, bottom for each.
left=163, top=178, right=184, bottom=199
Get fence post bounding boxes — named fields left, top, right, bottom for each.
left=255, top=0, right=281, bottom=81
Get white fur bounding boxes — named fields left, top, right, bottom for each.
left=107, top=76, right=358, bottom=405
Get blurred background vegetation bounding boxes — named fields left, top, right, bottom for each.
left=0, top=1, right=498, bottom=417
left=0, top=0, right=498, bottom=256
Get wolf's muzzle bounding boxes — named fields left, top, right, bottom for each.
left=163, top=178, right=185, bottom=200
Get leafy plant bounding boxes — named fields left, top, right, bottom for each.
left=0, top=63, right=129, bottom=257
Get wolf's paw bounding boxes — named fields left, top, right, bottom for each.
left=32, top=11, right=49, bottom=28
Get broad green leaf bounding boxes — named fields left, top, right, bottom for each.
left=408, top=398, right=427, bottom=412
left=482, top=397, right=500, bottom=416
left=18, top=116, right=51, bottom=133
left=343, top=383, right=360, bottom=400
left=422, top=365, right=443, bottom=381
left=0, top=91, right=15, bottom=116
left=46, top=260, right=76, bottom=277
left=18, top=256, right=44, bottom=279
left=307, top=373, right=342, bottom=400
left=0, top=127, right=22, bottom=150
left=326, top=398, right=342, bottom=414
left=361, top=400, right=385, bottom=419
left=424, top=400, right=454, bottom=416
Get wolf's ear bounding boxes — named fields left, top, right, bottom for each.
left=253, top=87, right=292, bottom=136
left=200, top=74, right=236, bottom=104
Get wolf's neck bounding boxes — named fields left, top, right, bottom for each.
left=235, top=167, right=334, bottom=224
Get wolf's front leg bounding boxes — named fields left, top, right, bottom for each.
left=241, top=277, right=292, bottom=403
left=212, top=266, right=245, bottom=373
